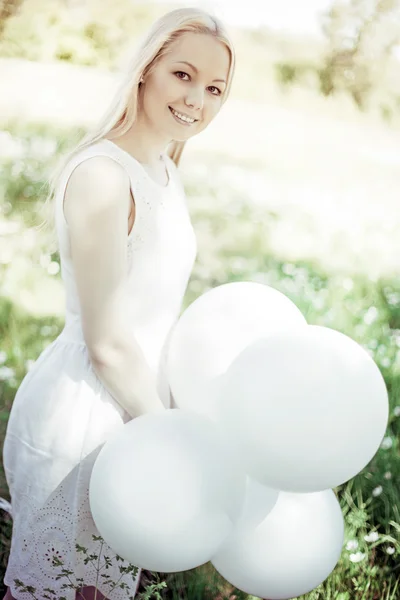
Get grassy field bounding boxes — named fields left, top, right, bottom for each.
left=1, top=114, right=400, bottom=598
left=1, top=15, right=400, bottom=598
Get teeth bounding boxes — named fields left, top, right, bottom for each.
left=171, top=107, right=195, bottom=123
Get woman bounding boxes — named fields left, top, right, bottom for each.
left=1, top=6, right=235, bottom=600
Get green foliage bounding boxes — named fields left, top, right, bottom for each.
left=275, top=61, right=299, bottom=85
left=1, top=120, right=400, bottom=599
left=0, top=120, right=85, bottom=228
left=0, top=0, right=173, bottom=67
left=317, top=0, right=400, bottom=110
left=274, top=61, right=317, bottom=89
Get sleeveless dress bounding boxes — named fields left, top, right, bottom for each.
left=2, top=139, right=198, bottom=599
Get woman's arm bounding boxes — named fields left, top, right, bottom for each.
left=64, top=155, right=166, bottom=417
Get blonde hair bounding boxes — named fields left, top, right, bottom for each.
left=37, top=6, right=236, bottom=253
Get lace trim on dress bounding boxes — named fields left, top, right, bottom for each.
left=4, top=450, right=141, bottom=600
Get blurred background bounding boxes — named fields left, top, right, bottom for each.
left=1, top=0, right=400, bottom=598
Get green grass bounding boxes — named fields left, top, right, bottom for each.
left=0, top=114, right=399, bottom=599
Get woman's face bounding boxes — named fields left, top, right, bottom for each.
left=140, top=32, right=231, bottom=141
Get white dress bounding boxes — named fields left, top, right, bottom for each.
left=2, top=139, right=197, bottom=599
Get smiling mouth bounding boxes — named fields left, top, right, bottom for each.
left=169, top=106, right=199, bottom=122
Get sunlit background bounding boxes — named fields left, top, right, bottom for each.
left=172, top=0, right=333, bottom=35
left=1, top=1, right=400, bottom=599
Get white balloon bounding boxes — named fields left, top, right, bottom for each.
left=89, top=409, right=246, bottom=572
left=216, top=325, right=389, bottom=492
left=167, top=282, right=307, bottom=420
left=236, top=477, right=279, bottom=530
left=212, top=489, right=344, bottom=600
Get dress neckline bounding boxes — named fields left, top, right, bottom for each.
left=100, top=139, right=172, bottom=190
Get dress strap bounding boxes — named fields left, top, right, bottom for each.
left=100, top=139, right=173, bottom=190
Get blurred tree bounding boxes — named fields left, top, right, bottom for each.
left=0, top=0, right=172, bottom=65
left=0, top=0, right=24, bottom=36
left=319, top=0, right=400, bottom=108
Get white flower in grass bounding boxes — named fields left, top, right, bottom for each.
left=342, top=278, right=354, bottom=291
left=349, top=552, right=366, bottom=563
left=364, top=531, right=379, bottom=543
left=384, top=471, right=392, bottom=480
left=363, top=306, right=378, bottom=325
left=393, top=406, right=400, bottom=417
left=386, top=546, right=395, bottom=555
left=0, top=366, right=15, bottom=381
left=48, top=261, right=60, bottom=275
left=372, top=485, right=383, bottom=497
left=40, top=326, right=53, bottom=336
left=346, top=540, right=358, bottom=551
left=380, top=437, right=393, bottom=450
left=0, top=351, right=7, bottom=364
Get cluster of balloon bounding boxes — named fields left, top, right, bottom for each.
left=89, top=282, right=389, bottom=600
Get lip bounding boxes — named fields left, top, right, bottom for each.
left=169, top=106, right=198, bottom=123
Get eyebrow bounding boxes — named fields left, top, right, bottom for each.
left=174, top=61, right=227, bottom=84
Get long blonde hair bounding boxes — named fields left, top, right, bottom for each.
left=37, top=6, right=236, bottom=253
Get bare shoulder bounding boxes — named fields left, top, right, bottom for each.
left=64, top=154, right=131, bottom=224
left=65, top=154, right=130, bottom=195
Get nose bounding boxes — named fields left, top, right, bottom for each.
left=185, top=88, right=204, bottom=112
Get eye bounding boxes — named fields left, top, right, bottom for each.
left=174, top=71, right=222, bottom=96
left=208, top=85, right=222, bottom=96
left=175, top=71, right=190, bottom=81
